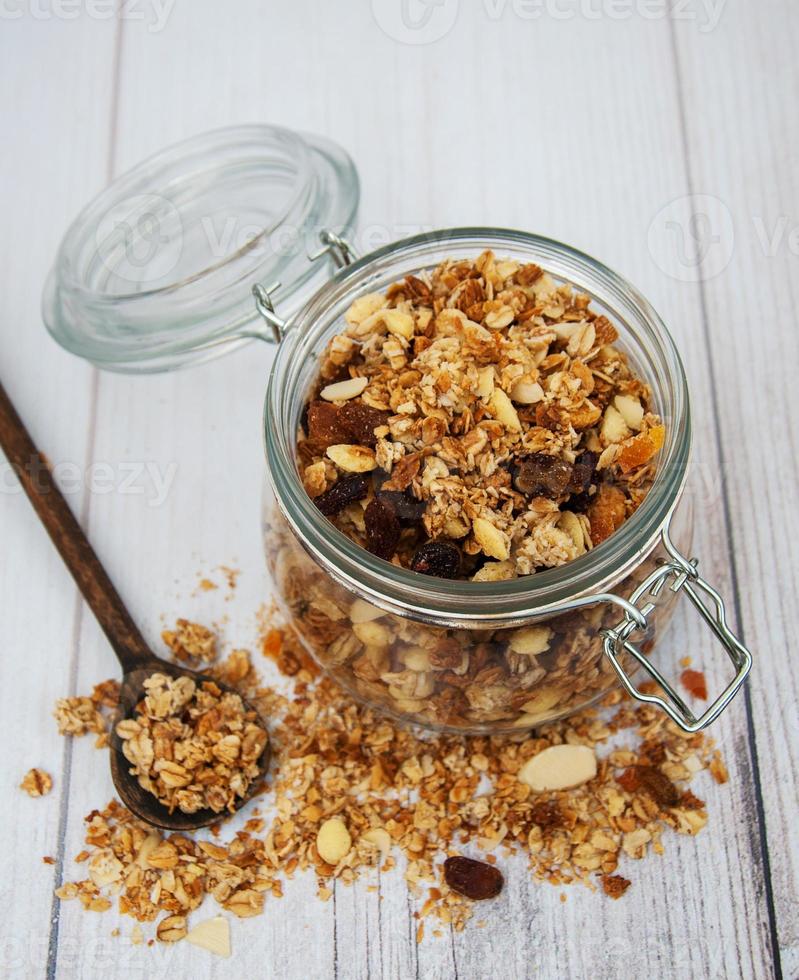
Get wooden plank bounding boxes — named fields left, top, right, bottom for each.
left=672, top=1, right=799, bottom=974
left=1, top=0, right=789, bottom=977
left=0, top=12, right=117, bottom=979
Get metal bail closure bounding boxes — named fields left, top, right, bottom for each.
left=600, top=527, right=752, bottom=732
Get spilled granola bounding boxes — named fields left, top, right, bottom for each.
left=54, top=618, right=727, bottom=945
left=297, top=251, right=665, bottom=580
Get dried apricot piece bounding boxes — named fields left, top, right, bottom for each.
left=617, top=425, right=666, bottom=473
left=680, top=668, right=708, bottom=700
left=587, top=483, right=627, bottom=545
left=307, top=401, right=347, bottom=448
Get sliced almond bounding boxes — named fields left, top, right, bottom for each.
left=186, top=916, right=231, bottom=958
left=557, top=511, right=586, bottom=555
left=510, top=379, right=544, bottom=404
left=383, top=309, right=415, bottom=340
left=471, top=559, right=517, bottom=582
left=613, top=394, right=644, bottom=431
left=476, top=365, right=495, bottom=399
left=361, top=827, right=392, bottom=858
left=472, top=517, right=510, bottom=560
left=345, top=293, right=385, bottom=326
left=600, top=404, right=631, bottom=446
left=350, top=598, right=384, bottom=624
left=316, top=818, right=352, bottom=865
left=326, top=444, right=377, bottom=472
left=517, top=744, right=597, bottom=792
left=352, top=620, right=391, bottom=647
left=520, top=686, right=563, bottom=715
left=508, top=625, right=552, bottom=656
left=320, top=376, right=368, bottom=402
left=488, top=389, right=522, bottom=432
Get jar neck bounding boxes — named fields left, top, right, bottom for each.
left=265, top=228, right=691, bottom=627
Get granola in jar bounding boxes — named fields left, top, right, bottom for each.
left=265, top=251, right=680, bottom=733
left=296, top=251, right=665, bottom=581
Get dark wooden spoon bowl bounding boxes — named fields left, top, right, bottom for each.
left=0, top=381, right=269, bottom=831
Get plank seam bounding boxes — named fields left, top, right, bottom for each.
left=667, top=17, right=783, bottom=980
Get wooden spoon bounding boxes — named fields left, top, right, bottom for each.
left=0, top=381, right=269, bottom=831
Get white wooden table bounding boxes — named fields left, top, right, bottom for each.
left=1, top=2, right=796, bottom=977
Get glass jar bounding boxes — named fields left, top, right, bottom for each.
left=43, top=126, right=751, bottom=735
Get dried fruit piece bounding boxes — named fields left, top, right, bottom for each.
left=186, top=916, right=231, bottom=957
left=517, top=744, right=597, bottom=792
left=617, top=425, right=666, bottom=473
left=313, top=475, right=369, bottom=516
left=338, top=401, right=390, bottom=447
left=326, top=444, right=378, bottom=473
left=364, top=497, right=401, bottom=561
left=320, top=376, right=368, bottom=401
left=307, top=401, right=348, bottom=447
left=376, top=488, right=426, bottom=524
left=634, top=766, right=680, bottom=808
left=587, top=483, right=626, bottom=545
left=316, top=818, right=352, bottom=865
left=512, top=453, right=573, bottom=498
left=443, top=856, right=504, bottom=901
left=680, top=668, right=708, bottom=700
left=411, top=541, right=462, bottom=578
left=567, top=450, right=598, bottom=494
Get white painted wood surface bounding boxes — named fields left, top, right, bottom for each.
left=0, top=2, right=795, bottom=978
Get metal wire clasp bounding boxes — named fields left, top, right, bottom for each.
left=600, top=528, right=752, bottom=732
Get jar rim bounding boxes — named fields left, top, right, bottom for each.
left=265, top=227, right=691, bottom=626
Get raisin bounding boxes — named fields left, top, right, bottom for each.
left=307, top=401, right=348, bottom=448
left=411, top=541, right=462, bottom=579
left=376, top=488, right=426, bottom=524
left=634, top=766, right=680, bottom=808
left=567, top=450, right=599, bottom=494
left=364, top=497, right=401, bottom=561
left=443, top=856, right=503, bottom=901
left=338, top=401, right=390, bottom=447
left=313, top=475, right=368, bottom=516
left=512, top=453, right=573, bottom=497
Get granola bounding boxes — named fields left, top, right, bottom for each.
left=161, top=618, right=217, bottom=666
left=297, top=252, right=665, bottom=580
left=54, top=620, right=725, bottom=945
left=20, top=768, right=53, bottom=797
left=115, top=673, right=268, bottom=814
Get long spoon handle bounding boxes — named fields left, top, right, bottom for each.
left=0, top=381, right=152, bottom=672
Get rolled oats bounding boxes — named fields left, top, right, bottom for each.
left=115, top=672, right=268, bottom=815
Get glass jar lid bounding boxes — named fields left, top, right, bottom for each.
left=42, top=124, right=359, bottom=373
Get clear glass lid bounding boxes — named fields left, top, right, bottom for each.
left=42, top=124, right=359, bottom=372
